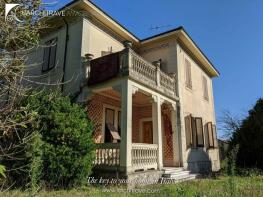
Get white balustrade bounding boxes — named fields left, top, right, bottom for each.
left=131, top=143, right=158, bottom=171
left=94, top=143, right=159, bottom=172
left=120, top=49, right=177, bottom=97
left=94, top=143, right=120, bottom=166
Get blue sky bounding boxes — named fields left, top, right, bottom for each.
left=46, top=0, right=263, bottom=135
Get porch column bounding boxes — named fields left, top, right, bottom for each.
left=152, top=96, right=163, bottom=170
left=170, top=103, right=181, bottom=166
left=120, top=80, right=132, bottom=174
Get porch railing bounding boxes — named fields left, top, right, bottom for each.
left=131, top=143, right=158, bottom=171
left=94, top=143, right=159, bottom=172
left=120, top=48, right=177, bottom=98
left=94, top=143, right=120, bottom=167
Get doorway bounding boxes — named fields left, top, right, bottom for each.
left=140, top=118, right=153, bottom=144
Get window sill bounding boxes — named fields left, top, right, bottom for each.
left=203, top=97, right=209, bottom=102
left=185, top=86, right=193, bottom=92
left=41, top=67, right=55, bottom=73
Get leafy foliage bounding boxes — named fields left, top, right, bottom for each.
left=27, top=92, right=95, bottom=189
left=0, top=165, right=6, bottom=179
left=231, top=98, right=263, bottom=169
left=1, top=92, right=95, bottom=189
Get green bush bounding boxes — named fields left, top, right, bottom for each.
left=0, top=165, right=6, bottom=179
left=28, top=92, right=95, bottom=189
left=231, top=98, right=263, bottom=169
left=2, top=92, right=95, bottom=189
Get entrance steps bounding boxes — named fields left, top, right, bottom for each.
left=160, top=167, right=199, bottom=183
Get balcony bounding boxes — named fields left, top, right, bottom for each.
left=86, top=47, right=177, bottom=98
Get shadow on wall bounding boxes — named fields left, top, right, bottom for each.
left=187, top=148, right=212, bottom=174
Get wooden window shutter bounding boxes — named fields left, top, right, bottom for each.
left=185, top=59, right=192, bottom=89
left=42, top=44, right=50, bottom=71
left=204, top=123, right=210, bottom=149
left=42, top=38, right=57, bottom=72
left=184, top=115, right=192, bottom=149
left=195, top=118, right=204, bottom=147
left=212, top=124, right=218, bottom=148
left=203, top=76, right=209, bottom=101
left=207, top=122, right=214, bottom=148
left=191, top=116, right=197, bottom=148
left=49, top=39, right=57, bottom=69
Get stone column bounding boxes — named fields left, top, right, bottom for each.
left=170, top=103, right=181, bottom=166
left=152, top=95, right=163, bottom=170
left=120, top=80, right=133, bottom=174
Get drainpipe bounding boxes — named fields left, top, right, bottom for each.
left=61, top=18, right=69, bottom=93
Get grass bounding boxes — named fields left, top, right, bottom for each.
left=2, top=176, right=263, bottom=197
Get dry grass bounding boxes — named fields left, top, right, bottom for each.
left=2, top=176, right=263, bottom=197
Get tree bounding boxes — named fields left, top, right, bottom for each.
left=2, top=92, right=95, bottom=189
left=0, top=0, right=47, bottom=189
left=231, top=98, right=263, bottom=169
left=218, top=110, right=242, bottom=139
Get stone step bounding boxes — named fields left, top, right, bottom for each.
left=162, top=167, right=184, bottom=174
left=160, top=174, right=197, bottom=184
left=162, top=170, right=190, bottom=178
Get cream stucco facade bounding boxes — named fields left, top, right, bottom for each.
left=26, top=0, right=220, bottom=177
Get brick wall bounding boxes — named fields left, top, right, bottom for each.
left=87, top=94, right=120, bottom=143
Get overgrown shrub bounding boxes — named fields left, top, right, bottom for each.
left=28, top=92, right=95, bottom=189
left=1, top=92, right=95, bottom=190
left=0, top=165, right=6, bottom=179
left=231, top=98, right=263, bottom=169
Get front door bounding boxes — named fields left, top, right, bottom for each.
left=142, top=121, right=153, bottom=144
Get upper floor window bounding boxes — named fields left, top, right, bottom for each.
left=185, top=59, right=192, bottom=89
left=42, top=38, right=57, bottom=72
left=203, top=76, right=209, bottom=101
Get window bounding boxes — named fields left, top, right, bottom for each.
left=185, top=115, right=192, bottom=149
left=103, top=106, right=121, bottom=143
left=191, top=116, right=197, bottom=147
left=196, top=118, right=204, bottom=147
left=185, top=59, right=192, bottom=89
left=205, top=122, right=218, bottom=148
left=105, top=108, right=115, bottom=143
left=42, top=38, right=57, bottom=72
left=185, top=115, right=204, bottom=148
left=203, top=76, right=209, bottom=101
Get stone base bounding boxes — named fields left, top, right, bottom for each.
left=126, top=170, right=163, bottom=188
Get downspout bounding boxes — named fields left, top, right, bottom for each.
left=61, top=18, right=69, bottom=92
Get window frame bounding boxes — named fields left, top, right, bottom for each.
left=102, top=104, right=121, bottom=143
left=202, top=75, right=209, bottom=101
left=185, top=58, right=192, bottom=89
left=195, top=117, right=205, bottom=147
left=42, top=38, right=57, bottom=72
